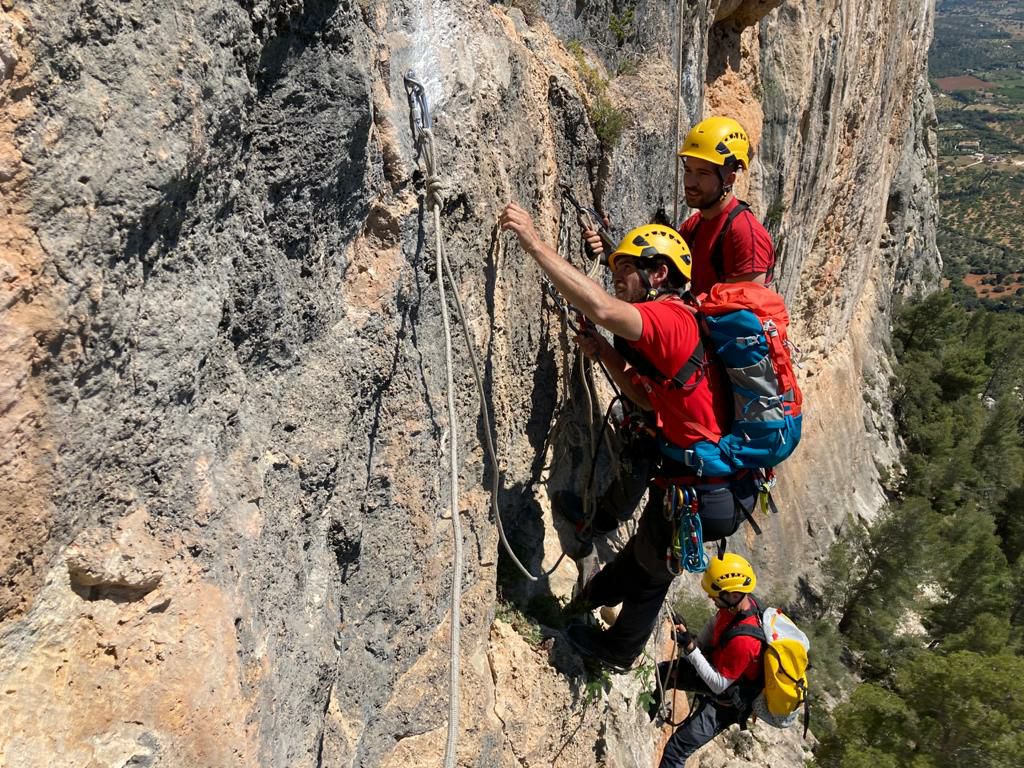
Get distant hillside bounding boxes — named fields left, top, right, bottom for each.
left=931, top=0, right=1024, bottom=312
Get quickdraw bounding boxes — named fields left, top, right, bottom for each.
left=666, top=484, right=709, bottom=574
left=403, top=71, right=432, bottom=159
left=559, top=184, right=617, bottom=255
left=756, top=468, right=780, bottom=516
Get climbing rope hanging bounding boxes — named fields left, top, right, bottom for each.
left=672, top=0, right=686, bottom=226
left=544, top=196, right=631, bottom=548
left=403, top=75, right=573, bottom=585
left=404, top=71, right=462, bottom=768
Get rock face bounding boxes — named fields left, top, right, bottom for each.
left=0, top=1, right=937, bottom=767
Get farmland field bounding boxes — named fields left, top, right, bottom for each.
left=932, top=0, right=1024, bottom=312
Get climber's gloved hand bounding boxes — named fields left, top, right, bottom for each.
left=670, top=611, right=693, bottom=650
left=674, top=627, right=693, bottom=650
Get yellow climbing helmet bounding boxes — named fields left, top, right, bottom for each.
left=607, top=225, right=692, bottom=281
left=678, top=116, right=751, bottom=170
left=701, top=552, right=757, bottom=596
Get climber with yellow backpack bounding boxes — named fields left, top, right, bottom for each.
left=647, top=553, right=810, bottom=767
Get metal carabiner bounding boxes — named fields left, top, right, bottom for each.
left=403, top=71, right=432, bottom=159
left=559, top=185, right=617, bottom=255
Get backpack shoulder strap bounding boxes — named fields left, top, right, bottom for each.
left=721, top=624, right=767, bottom=648
left=717, top=597, right=766, bottom=649
left=710, top=201, right=751, bottom=281
left=613, top=298, right=706, bottom=389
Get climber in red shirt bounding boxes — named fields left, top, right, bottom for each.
left=499, top=202, right=742, bottom=672
left=649, top=553, right=765, bottom=768
left=676, top=115, right=775, bottom=295
left=583, top=115, right=774, bottom=296
left=571, top=117, right=773, bottom=554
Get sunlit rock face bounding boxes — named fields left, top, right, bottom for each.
left=0, top=1, right=935, bottom=766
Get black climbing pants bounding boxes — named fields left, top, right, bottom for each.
left=656, top=662, right=744, bottom=768
left=583, top=537, right=674, bottom=664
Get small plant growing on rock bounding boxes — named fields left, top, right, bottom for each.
left=568, top=44, right=630, bottom=151
left=583, top=667, right=612, bottom=705
left=633, top=657, right=656, bottom=714
left=608, top=7, right=635, bottom=47
left=496, top=600, right=544, bottom=646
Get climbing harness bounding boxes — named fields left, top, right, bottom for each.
left=665, top=484, right=709, bottom=575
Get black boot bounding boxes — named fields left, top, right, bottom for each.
left=565, top=623, right=635, bottom=673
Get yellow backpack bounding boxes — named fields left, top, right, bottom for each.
left=721, top=601, right=811, bottom=735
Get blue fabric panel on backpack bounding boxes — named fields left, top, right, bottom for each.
left=658, top=438, right=736, bottom=477
left=689, top=440, right=737, bottom=476
left=704, top=311, right=768, bottom=368
left=659, top=415, right=803, bottom=474
left=720, top=414, right=803, bottom=469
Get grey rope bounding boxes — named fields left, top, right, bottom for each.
left=406, top=73, right=565, bottom=596
left=672, top=0, right=686, bottom=226
left=405, top=72, right=461, bottom=768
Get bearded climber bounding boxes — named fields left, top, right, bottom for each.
left=648, top=553, right=765, bottom=768
left=499, top=202, right=743, bottom=671
left=569, top=116, right=774, bottom=556
left=584, top=116, right=774, bottom=295
left=677, top=116, right=775, bottom=294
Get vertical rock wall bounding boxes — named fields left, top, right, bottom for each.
left=0, top=1, right=937, bottom=766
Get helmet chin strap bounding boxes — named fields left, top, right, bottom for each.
left=719, top=592, right=745, bottom=611
left=636, top=263, right=670, bottom=302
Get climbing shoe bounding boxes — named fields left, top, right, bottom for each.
left=565, top=623, right=634, bottom=673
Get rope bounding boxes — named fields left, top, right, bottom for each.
left=672, top=0, right=686, bottom=226
left=405, top=72, right=565, bottom=598
left=442, top=228, right=568, bottom=584
left=404, top=72, right=461, bottom=768
left=552, top=200, right=619, bottom=543
left=432, top=198, right=462, bottom=768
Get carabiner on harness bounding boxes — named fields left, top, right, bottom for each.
left=666, top=485, right=709, bottom=575
left=756, top=468, right=779, bottom=516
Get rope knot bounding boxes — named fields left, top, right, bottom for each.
left=424, top=174, right=446, bottom=209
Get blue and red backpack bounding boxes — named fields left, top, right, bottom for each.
left=680, top=281, right=803, bottom=477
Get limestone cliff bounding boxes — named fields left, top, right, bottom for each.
left=0, top=1, right=937, bottom=767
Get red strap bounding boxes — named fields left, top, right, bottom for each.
left=684, top=421, right=722, bottom=445
left=764, top=327, right=801, bottom=404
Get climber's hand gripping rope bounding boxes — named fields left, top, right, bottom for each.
left=559, top=185, right=616, bottom=258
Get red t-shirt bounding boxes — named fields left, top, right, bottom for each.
left=710, top=609, right=764, bottom=683
left=678, top=197, right=775, bottom=296
left=627, top=298, right=730, bottom=448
